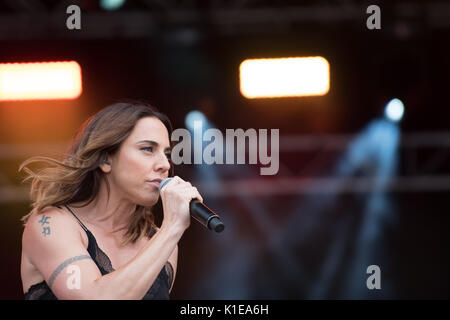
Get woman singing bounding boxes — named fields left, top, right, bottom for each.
left=19, top=102, right=202, bottom=299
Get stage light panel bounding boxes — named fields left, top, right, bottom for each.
left=0, top=61, right=82, bottom=101
left=239, top=56, right=330, bottom=98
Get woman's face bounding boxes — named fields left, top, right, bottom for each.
left=106, top=116, right=172, bottom=207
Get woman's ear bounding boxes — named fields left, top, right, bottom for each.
left=99, top=156, right=112, bottom=173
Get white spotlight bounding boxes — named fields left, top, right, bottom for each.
left=384, top=98, right=404, bottom=122
left=185, top=110, right=207, bottom=130
left=100, top=0, right=126, bottom=11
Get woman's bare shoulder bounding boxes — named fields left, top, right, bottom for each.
left=24, top=206, right=72, bottom=230
left=22, top=206, right=87, bottom=252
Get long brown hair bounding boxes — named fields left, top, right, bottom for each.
left=19, top=101, right=173, bottom=246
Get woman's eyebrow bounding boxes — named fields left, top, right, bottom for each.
left=136, top=139, right=158, bottom=146
left=136, top=140, right=171, bottom=152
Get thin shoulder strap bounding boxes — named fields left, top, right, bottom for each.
left=63, top=205, right=89, bottom=232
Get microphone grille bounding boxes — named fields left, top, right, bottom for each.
left=158, top=177, right=173, bottom=191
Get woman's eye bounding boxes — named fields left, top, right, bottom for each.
left=165, top=153, right=172, bottom=160
left=141, top=147, right=153, bottom=152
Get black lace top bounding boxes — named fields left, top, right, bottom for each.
left=24, top=205, right=174, bottom=300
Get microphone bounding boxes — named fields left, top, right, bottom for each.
left=158, top=178, right=225, bottom=233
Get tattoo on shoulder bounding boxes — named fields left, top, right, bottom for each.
left=48, top=255, right=92, bottom=289
left=38, top=215, right=51, bottom=237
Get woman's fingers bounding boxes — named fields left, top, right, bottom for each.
left=161, top=176, right=202, bottom=203
left=170, top=182, right=203, bottom=203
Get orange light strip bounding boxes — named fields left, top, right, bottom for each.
left=0, top=61, right=82, bottom=101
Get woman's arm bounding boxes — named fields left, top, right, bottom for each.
left=94, top=225, right=181, bottom=299
left=168, top=244, right=178, bottom=294
left=23, top=207, right=183, bottom=299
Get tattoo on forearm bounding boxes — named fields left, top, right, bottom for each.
left=48, top=255, right=92, bottom=289
left=38, top=215, right=51, bottom=237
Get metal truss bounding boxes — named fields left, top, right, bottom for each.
left=0, top=1, right=448, bottom=40
left=1, top=132, right=450, bottom=203
left=195, top=132, right=450, bottom=197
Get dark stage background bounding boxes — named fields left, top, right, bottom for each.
left=0, top=0, right=449, bottom=299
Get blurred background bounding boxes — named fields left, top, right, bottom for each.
left=1, top=0, right=449, bottom=299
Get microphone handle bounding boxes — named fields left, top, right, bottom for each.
left=189, top=200, right=225, bottom=233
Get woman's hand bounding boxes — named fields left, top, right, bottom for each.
left=159, top=176, right=203, bottom=234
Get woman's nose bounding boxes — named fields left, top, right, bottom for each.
left=154, top=152, right=171, bottom=172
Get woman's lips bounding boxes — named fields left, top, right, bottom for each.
left=147, top=181, right=160, bottom=189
